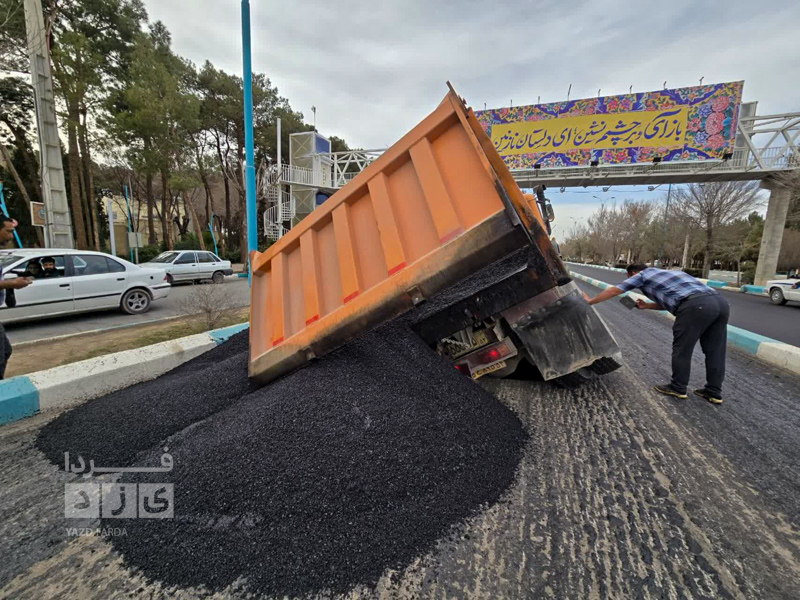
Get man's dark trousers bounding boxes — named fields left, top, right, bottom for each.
left=671, top=292, right=730, bottom=397
left=0, top=323, right=11, bottom=379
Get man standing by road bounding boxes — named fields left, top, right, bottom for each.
left=0, top=217, right=32, bottom=378
left=583, top=263, right=730, bottom=404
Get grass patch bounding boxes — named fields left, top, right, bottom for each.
left=76, top=309, right=249, bottom=363
left=6, top=308, right=249, bottom=378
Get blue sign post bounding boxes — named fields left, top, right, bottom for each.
left=241, top=0, right=258, bottom=284
left=209, top=212, right=219, bottom=257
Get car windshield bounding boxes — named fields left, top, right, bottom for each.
left=150, top=252, right=179, bottom=264
left=0, top=255, right=23, bottom=269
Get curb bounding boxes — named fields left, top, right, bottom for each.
left=571, top=271, right=800, bottom=378
left=565, top=262, right=756, bottom=295
left=740, top=285, right=767, bottom=295
left=0, top=322, right=249, bottom=426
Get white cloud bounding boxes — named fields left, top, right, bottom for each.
left=141, top=0, right=800, bottom=149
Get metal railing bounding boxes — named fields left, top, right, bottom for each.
left=263, top=187, right=297, bottom=241
left=264, top=221, right=286, bottom=242
left=309, top=144, right=796, bottom=190
left=272, top=163, right=334, bottom=188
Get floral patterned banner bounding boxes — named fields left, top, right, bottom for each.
left=475, top=82, right=743, bottom=169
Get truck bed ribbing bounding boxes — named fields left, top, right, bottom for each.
left=249, top=85, right=561, bottom=384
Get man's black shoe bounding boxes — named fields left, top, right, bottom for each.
left=694, top=388, right=723, bottom=405
left=653, top=384, right=688, bottom=399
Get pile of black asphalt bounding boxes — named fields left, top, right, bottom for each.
left=100, top=324, right=526, bottom=596
left=37, top=330, right=259, bottom=469
left=36, top=252, right=531, bottom=597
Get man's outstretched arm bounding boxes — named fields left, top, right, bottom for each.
left=584, top=286, right=624, bottom=305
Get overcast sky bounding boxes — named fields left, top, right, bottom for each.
left=142, top=0, right=798, bottom=239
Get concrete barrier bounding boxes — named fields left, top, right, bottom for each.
left=0, top=323, right=249, bottom=426
left=564, top=262, right=751, bottom=294
left=741, top=285, right=767, bottom=295
left=571, top=271, right=800, bottom=378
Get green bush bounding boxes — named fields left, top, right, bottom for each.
left=741, top=261, right=756, bottom=285
left=225, top=247, right=241, bottom=263
left=683, top=268, right=703, bottom=278
left=175, top=233, right=202, bottom=251
left=136, top=244, right=163, bottom=263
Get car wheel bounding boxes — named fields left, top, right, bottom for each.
left=770, top=288, right=788, bottom=305
left=212, top=271, right=225, bottom=284
left=121, top=289, right=152, bottom=315
left=166, top=274, right=174, bottom=285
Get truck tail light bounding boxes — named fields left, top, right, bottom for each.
left=475, top=343, right=512, bottom=364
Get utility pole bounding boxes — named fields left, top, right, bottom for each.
left=660, top=183, right=672, bottom=265
left=23, top=0, right=74, bottom=248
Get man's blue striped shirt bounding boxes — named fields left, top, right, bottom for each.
left=616, top=268, right=714, bottom=314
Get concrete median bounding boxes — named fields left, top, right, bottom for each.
left=0, top=323, right=248, bottom=426
left=571, top=270, right=800, bottom=378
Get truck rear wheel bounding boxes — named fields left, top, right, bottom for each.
left=553, top=356, right=623, bottom=388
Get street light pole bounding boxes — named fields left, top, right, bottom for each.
left=241, top=0, right=258, bottom=283
left=661, top=183, right=672, bottom=265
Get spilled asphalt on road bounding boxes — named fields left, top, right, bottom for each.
left=1, top=279, right=799, bottom=598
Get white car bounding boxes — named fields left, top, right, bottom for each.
left=766, top=278, right=800, bottom=305
left=140, top=250, right=233, bottom=284
left=0, top=249, right=171, bottom=324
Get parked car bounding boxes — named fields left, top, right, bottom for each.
left=0, top=249, right=170, bottom=324
left=766, top=277, right=800, bottom=305
left=140, top=250, right=233, bottom=284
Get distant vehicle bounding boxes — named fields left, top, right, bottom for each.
left=140, top=250, right=233, bottom=284
left=0, top=249, right=170, bottom=323
left=766, top=277, right=800, bottom=305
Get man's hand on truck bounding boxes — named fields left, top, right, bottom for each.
left=584, top=286, right=623, bottom=305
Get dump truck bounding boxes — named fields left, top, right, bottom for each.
left=249, top=84, right=621, bottom=385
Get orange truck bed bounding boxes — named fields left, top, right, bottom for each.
left=249, top=86, right=569, bottom=384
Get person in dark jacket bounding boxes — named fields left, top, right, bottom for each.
left=0, top=217, right=32, bottom=378
left=583, top=263, right=729, bottom=404
left=40, top=256, right=59, bottom=278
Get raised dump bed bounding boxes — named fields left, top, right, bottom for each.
left=249, top=85, right=620, bottom=385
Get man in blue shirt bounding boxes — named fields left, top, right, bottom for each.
left=584, top=263, right=729, bottom=404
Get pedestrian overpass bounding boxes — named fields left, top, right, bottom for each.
left=265, top=108, right=799, bottom=286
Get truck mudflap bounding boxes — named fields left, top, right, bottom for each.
left=502, top=281, right=622, bottom=382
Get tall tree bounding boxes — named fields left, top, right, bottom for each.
left=0, top=77, right=41, bottom=204
left=107, top=23, right=199, bottom=250
left=45, top=0, right=146, bottom=248
left=672, top=182, right=762, bottom=278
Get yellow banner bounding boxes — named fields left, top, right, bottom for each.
left=491, top=107, right=688, bottom=156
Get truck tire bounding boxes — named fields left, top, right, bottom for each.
left=554, top=356, right=623, bottom=388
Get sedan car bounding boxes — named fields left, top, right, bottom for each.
left=0, top=249, right=170, bottom=324
left=766, top=278, right=800, bottom=305
left=140, top=250, right=233, bottom=284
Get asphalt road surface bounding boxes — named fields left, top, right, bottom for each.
left=1, top=280, right=799, bottom=598
left=570, top=263, right=800, bottom=347
left=3, top=277, right=251, bottom=344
